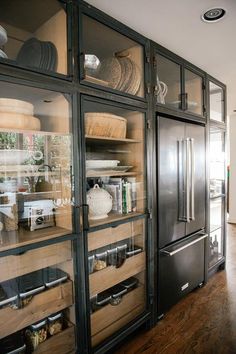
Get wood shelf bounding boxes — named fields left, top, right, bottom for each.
left=86, top=135, right=141, bottom=145
left=89, top=211, right=144, bottom=229
left=0, top=281, right=73, bottom=339
left=89, top=252, right=146, bottom=296
left=0, top=226, right=71, bottom=253
left=88, top=218, right=144, bottom=251
left=35, top=324, right=75, bottom=354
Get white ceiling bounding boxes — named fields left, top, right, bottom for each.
left=87, top=0, right=236, bottom=115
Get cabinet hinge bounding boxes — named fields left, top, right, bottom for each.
left=146, top=54, right=151, bottom=63
left=202, top=82, right=206, bottom=91
left=147, top=120, right=151, bottom=130
left=146, top=83, right=151, bottom=94
left=148, top=207, right=153, bottom=219
left=153, top=56, right=157, bottom=69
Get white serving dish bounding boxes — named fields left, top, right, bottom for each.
left=0, top=98, right=34, bottom=115
left=86, top=160, right=120, bottom=168
left=0, top=150, right=43, bottom=165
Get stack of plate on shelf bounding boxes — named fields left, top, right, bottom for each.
left=86, top=160, right=132, bottom=175
left=95, top=55, right=141, bottom=95
left=17, top=37, right=58, bottom=72
left=0, top=98, right=41, bottom=131
left=0, top=24, right=8, bottom=59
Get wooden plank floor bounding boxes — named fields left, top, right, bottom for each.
left=114, top=224, right=236, bottom=354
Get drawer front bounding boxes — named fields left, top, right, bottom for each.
left=89, top=252, right=146, bottom=296
left=88, top=218, right=144, bottom=252
left=91, top=285, right=145, bottom=336
left=35, top=325, right=75, bottom=354
left=159, top=236, right=205, bottom=315
left=0, top=281, right=73, bottom=339
left=0, top=241, right=72, bottom=282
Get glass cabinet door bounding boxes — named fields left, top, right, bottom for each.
left=210, top=128, right=225, bottom=198
left=82, top=15, right=145, bottom=98
left=88, top=217, right=146, bottom=347
left=0, top=81, right=74, bottom=251
left=0, top=82, right=76, bottom=351
left=83, top=99, right=146, bottom=228
left=209, top=82, right=224, bottom=122
left=209, top=127, right=226, bottom=268
left=0, top=240, right=76, bottom=352
left=155, top=53, right=181, bottom=109
left=82, top=97, right=147, bottom=346
left=184, top=69, right=203, bottom=115
left=0, top=0, right=68, bottom=75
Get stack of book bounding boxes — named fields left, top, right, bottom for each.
left=103, top=177, right=137, bottom=214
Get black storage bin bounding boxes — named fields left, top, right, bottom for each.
left=0, top=279, right=18, bottom=308
left=0, top=331, right=26, bottom=354
left=43, top=267, right=68, bottom=288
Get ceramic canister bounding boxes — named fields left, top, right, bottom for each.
left=87, top=184, right=112, bottom=220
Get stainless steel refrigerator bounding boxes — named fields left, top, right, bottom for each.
left=158, top=116, right=208, bottom=316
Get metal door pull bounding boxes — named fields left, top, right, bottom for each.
left=160, top=234, right=208, bottom=256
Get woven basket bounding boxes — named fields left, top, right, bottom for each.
left=85, top=112, right=127, bottom=139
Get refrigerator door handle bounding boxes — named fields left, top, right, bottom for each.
left=190, top=138, right=195, bottom=221
left=186, top=138, right=191, bottom=223
left=160, top=233, right=208, bottom=256
left=178, top=139, right=185, bottom=221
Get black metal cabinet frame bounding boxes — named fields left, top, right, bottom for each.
left=0, top=0, right=227, bottom=353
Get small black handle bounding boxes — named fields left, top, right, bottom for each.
left=185, top=93, right=188, bottom=111
left=80, top=52, right=86, bottom=80
left=82, top=204, right=89, bottom=231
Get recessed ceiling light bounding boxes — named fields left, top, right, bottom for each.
left=201, top=8, right=226, bottom=23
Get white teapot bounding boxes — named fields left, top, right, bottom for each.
left=87, top=184, right=112, bottom=220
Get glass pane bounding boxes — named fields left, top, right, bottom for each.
left=209, top=228, right=223, bottom=268
left=210, top=82, right=224, bottom=122
left=185, top=69, right=203, bottom=115
left=88, top=218, right=146, bottom=347
left=210, top=129, right=225, bottom=197
left=83, top=101, right=146, bottom=228
left=0, top=81, right=73, bottom=251
left=0, top=1, right=67, bottom=75
left=82, top=16, right=144, bottom=97
left=210, top=198, right=223, bottom=233
left=0, top=241, right=76, bottom=351
left=155, top=53, right=181, bottom=108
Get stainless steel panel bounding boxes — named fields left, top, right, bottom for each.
left=185, top=123, right=205, bottom=235
left=159, top=117, right=186, bottom=248
left=158, top=232, right=205, bottom=315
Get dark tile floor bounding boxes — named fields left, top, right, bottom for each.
left=114, top=224, right=236, bottom=354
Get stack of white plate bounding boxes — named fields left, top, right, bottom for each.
left=0, top=98, right=41, bottom=131
left=0, top=25, right=8, bottom=59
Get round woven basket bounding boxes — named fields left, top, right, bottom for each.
left=85, top=112, right=127, bottom=139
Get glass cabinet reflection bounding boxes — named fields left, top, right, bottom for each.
left=209, top=82, right=224, bottom=122
left=0, top=81, right=73, bottom=251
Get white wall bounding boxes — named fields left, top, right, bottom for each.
left=229, top=113, right=236, bottom=223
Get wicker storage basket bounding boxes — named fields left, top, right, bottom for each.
left=85, top=112, right=127, bottom=139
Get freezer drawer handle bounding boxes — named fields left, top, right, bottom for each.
left=160, top=234, right=208, bottom=256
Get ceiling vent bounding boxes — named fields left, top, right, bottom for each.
left=202, top=8, right=226, bottom=23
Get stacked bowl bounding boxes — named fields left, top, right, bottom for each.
left=0, top=98, right=41, bottom=131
